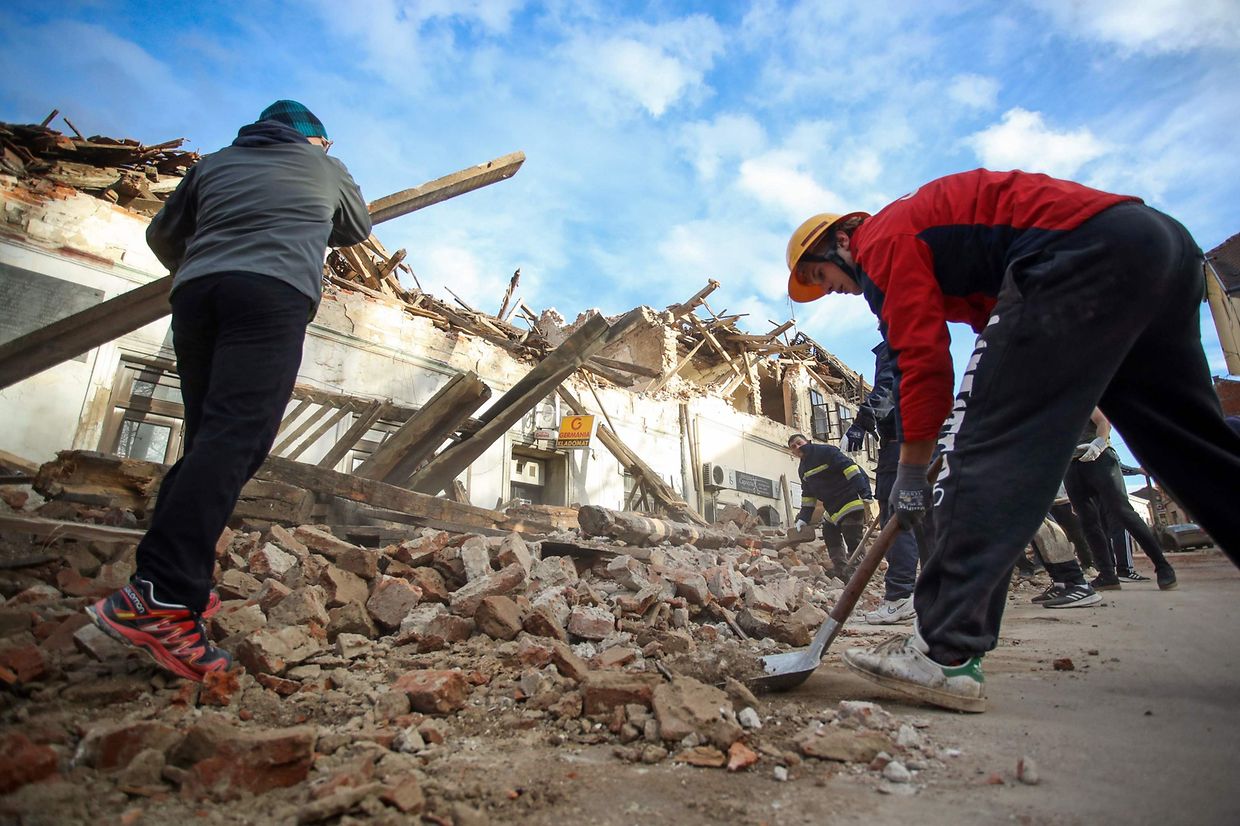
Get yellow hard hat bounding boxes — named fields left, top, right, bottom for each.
left=786, top=211, right=870, bottom=303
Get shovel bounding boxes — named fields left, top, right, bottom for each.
left=749, top=459, right=941, bottom=692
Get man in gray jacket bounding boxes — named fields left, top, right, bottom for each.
left=88, top=100, right=371, bottom=682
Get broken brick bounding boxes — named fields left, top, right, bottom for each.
left=449, top=563, right=527, bottom=617
left=567, top=605, right=616, bottom=641
left=522, top=605, right=568, bottom=642
left=172, top=719, right=316, bottom=800
left=0, top=732, right=59, bottom=794
left=79, top=720, right=183, bottom=772
left=581, top=671, right=662, bottom=716
left=366, top=575, right=423, bottom=632
left=474, top=596, right=524, bottom=641
left=199, top=669, right=241, bottom=707
left=392, top=670, right=470, bottom=714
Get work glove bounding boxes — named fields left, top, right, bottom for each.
left=844, top=423, right=867, bottom=452
left=794, top=519, right=808, bottom=532
left=1078, top=436, right=1107, bottom=462
left=889, top=461, right=932, bottom=529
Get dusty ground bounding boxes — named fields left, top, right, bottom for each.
left=433, top=549, right=1240, bottom=826
left=4, top=547, right=1238, bottom=825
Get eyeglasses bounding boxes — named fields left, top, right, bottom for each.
left=321, top=138, right=333, bottom=153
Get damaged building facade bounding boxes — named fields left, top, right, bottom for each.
left=0, top=119, right=877, bottom=532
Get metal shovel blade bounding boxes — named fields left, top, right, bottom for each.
left=749, top=516, right=906, bottom=692
left=750, top=458, right=941, bottom=692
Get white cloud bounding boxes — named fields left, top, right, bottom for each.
left=676, top=114, right=767, bottom=181
left=1030, top=0, right=1240, bottom=54
left=966, top=108, right=1108, bottom=178
left=738, top=153, right=846, bottom=222
left=561, top=16, right=725, bottom=118
left=947, top=73, right=1000, bottom=109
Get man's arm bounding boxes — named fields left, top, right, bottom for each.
left=145, top=165, right=200, bottom=273
left=328, top=159, right=372, bottom=248
left=1078, top=408, right=1111, bottom=461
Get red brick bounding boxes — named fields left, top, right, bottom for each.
left=580, top=671, right=661, bottom=715
left=0, top=732, right=58, bottom=794
left=0, top=641, right=47, bottom=683
left=392, top=670, right=470, bottom=714
left=366, top=575, right=422, bottom=632
left=474, top=596, right=523, bottom=640
left=79, top=720, right=183, bottom=771
left=173, top=720, right=316, bottom=800
left=200, top=669, right=241, bottom=707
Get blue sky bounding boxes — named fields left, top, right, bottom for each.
left=3, top=0, right=1238, bottom=473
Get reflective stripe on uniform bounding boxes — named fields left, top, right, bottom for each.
left=825, top=498, right=865, bottom=524
left=843, top=464, right=862, bottom=479
left=803, top=462, right=831, bottom=478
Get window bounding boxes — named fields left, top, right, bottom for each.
left=809, top=388, right=830, bottom=442
left=102, top=358, right=185, bottom=464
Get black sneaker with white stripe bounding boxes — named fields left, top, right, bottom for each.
left=1031, top=583, right=1065, bottom=604
left=1042, top=583, right=1102, bottom=609
left=1118, top=570, right=1150, bottom=582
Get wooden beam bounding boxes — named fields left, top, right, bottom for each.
left=0, top=513, right=146, bottom=544
left=367, top=151, right=525, bottom=224
left=352, top=372, right=491, bottom=485
left=0, top=274, right=173, bottom=391
left=689, top=314, right=745, bottom=382
left=284, top=404, right=354, bottom=462
left=315, top=399, right=388, bottom=470
left=0, top=153, right=526, bottom=391
left=496, top=269, right=520, bottom=322
left=587, top=355, right=661, bottom=378
left=270, top=402, right=334, bottom=457
left=256, top=455, right=511, bottom=534
left=666, top=280, right=720, bottom=319
left=410, top=310, right=644, bottom=495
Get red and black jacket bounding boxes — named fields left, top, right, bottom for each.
left=852, top=169, right=1139, bottom=442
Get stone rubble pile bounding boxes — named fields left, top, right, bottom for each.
left=0, top=498, right=953, bottom=822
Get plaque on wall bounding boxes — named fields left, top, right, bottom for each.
left=0, top=263, right=106, bottom=362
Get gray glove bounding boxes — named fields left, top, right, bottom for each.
left=889, top=461, right=932, bottom=529
left=794, top=519, right=808, bottom=532
left=844, top=423, right=866, bottom=452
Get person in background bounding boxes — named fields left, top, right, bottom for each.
left=788, top=433, right=875, bottom=582
left=845, top=341, right=924, bottom=625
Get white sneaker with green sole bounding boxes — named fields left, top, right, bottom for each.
left=843, top=628, right=986, bottom=713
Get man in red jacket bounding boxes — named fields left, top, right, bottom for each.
left=786, top=169, right=1240, bottom=713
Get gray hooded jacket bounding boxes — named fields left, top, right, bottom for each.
left=146, top=120, right=371, bottom=308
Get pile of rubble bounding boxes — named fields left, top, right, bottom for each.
left=0, top=477, right=969, bottom=823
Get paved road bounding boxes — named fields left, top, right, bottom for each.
left=828, top=548, right=1240, bottom=824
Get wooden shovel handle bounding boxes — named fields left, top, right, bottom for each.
left=828, top=456, right=943, bottom=623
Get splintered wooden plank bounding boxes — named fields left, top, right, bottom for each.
left=367, top=151, right=525, bottom=225
left=352, top=372, right=491, bottom=485
left=284, top=404, right=354, bottom=462
left=0, top=154, right=524, bottom=391
left=256, top=455, right=509, bottom=534
left=0, top=513, right=145, bottom=544
left=315, top=399, right=389, bottom=470
left=0, top=274, right=174, bottom=391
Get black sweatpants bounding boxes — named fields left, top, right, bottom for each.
left=1064, top=448, right=1171, bottom=576
left=135, top=273, right=311, bottom=611
left=913, top=202, right=1240, bottom=664
left=876, top=437, right=922, bottom=600
left=1049, top=501, right=1093, bottom=570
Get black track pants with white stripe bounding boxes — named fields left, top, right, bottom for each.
left=913, top=202, right=1240, bottom=664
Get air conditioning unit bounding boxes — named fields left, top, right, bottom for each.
left=702, top=462, right=737, bottom=491
left=511, top=458, right=543, bottom=486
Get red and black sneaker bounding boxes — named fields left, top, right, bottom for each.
left=85, top=578, right=232, bottom=682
